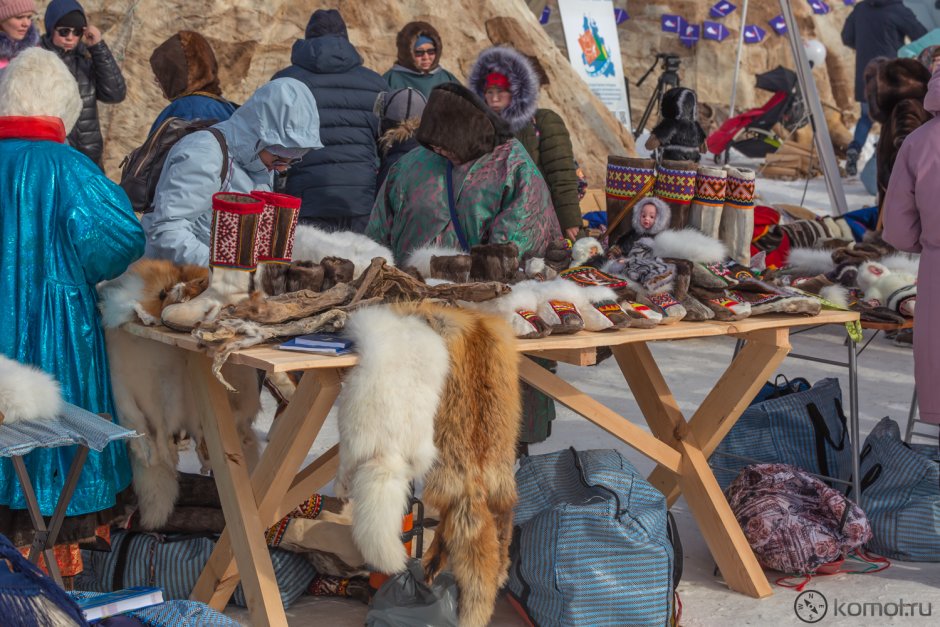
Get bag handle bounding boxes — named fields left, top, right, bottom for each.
left=569, top=447, right=625, bottom=521
left=806, top=401, right=848, bottom=485
left=666, top=511, right=683, bottom=590
left=445, top=161, right=470, bottom=252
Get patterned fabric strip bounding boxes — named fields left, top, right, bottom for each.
left=693, top=172, right=727, bottom=207
left=560, top=266, right=629, bottom=289
left=654, top=166, right=696, bottom=204
left=606, top=163, right=656, bottom=200
left=726, top=177, right=756, bottom=208
left=265, top=494, right=323, bottom=547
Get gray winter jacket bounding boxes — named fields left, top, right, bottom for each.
left=142, top=78, right=323, bottom=266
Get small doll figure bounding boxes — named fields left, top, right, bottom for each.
left=645, top=87, right=707, bottom=163
left=613, top=196, right=672, bottom=256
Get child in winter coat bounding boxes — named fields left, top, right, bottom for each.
left=645, top=87, right=707, bottom=163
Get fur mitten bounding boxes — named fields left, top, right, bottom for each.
left=470, top=243, right=520, bottom=283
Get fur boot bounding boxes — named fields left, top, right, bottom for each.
left=405, top=303, right=522, bottom=627
left=719, top=166, right=756, bottom=266
left=653, top=159, right=697, bottom=229
left=606, top=156, right=656, bottom=245
left=161, top=193, right=263, bottom=331
left=689, top=165, right=726, bottom=239
left=469, top=243, right=520, bottom=283
left=462, top=283, right=552, bottom=338
left=335, top=305, right=451, bottom=574
left=858, top=261, right=916, bottom=317
left=252, top=191, right=301, bottom=295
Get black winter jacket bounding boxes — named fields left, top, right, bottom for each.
left=841, top=0, right=927, bottom=102
left=272, top=35, right=388, bottom=220
left=41, top=37, right=126, bottom=166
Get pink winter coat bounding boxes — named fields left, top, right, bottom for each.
left=882, top=68, right=940, bottom=424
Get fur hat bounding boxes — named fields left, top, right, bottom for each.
left=305, top=8, right=348, bottom=40
left=0, top=47, right=81, bottom=134
left=0, top=0, right=36, bottom=22
left=467, top=46, right=540, bottom=133
left=867, top=57, right=930, bottom=124
left=150, top=31, right=223, bottom=100
left=416, top=83, right=513, bottom=164
left=395, top=21, right=444, bottom=72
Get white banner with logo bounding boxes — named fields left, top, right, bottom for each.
left=558, top=0, right=631, bottom=129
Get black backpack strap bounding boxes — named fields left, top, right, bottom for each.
left=666, top=511, right=683, bottom=590
left=205, top=127, right=229, bottom=189
left=111, top=531, right=142, bottom=591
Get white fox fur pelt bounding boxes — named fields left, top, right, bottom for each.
left=652, top=228, right=728, bottom=263
left=404, top=245, right=465, bottom=278
left=880, top=253, right=920, bottom=278
left=460, top=282, right=542, bottom=337
left=292, top=224, right=394, bottom=278
left=786, top=248, right=836, bottom=275
left=98, top=261, right=261, bottom=529
left=335, top=305, right=450, bottom=574
left=0, top=355, right=62, bottom=424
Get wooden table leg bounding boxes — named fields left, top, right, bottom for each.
left=646, top=328, right=790, bottom=506
left=186, top=354, right=286, bottom=626
left=192, top=367, right=342, bottom=612
left=614, top=343, right=773, bottom=598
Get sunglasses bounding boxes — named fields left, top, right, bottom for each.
left=414, top=48, right=437, bottom=58
left=55, top=26, right=85, bottom=38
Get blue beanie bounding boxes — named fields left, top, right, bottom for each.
left=44, top=0, right=85, bottom=35
left=414, top=35, right=434, bottom=49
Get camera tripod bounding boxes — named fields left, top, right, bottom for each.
left=632, top=53, right=681, bottom=140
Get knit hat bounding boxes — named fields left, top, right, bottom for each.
left=304, top=8, right=347, bottom=40
left=382, top=87, right=427, bottom=123
left=484, top=72, right=510, bottom=91
left=0, top=0, right=36, bottom=22
left=414, top=35, right=434, bottom=49
left=53, top=9, right=84, bottom=30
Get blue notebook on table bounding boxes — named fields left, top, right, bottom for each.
left=74, top=586, right=164, bottom=621
left=279, top=334, right=354, bottom=355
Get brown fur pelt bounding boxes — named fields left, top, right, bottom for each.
left=259, top=260, right=326, bottom=296
left=109, top=259, right=208, bottom=325
left=400, top=302, right=521, bottom=627
left=876, top=98, right=931, bottom=207
left=430, top=254, right=472, bottom=283
left=469, top=242, right=519, bottom=283
left=321, top=256, right=356, bottom=288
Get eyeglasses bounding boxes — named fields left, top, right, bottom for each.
left=55, top=26, right=85, bottom=38
left=414, top=48, right=437, bottom=58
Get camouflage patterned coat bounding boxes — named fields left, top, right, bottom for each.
left=367, top=138, right=560, bottom=263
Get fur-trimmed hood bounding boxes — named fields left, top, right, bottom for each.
left=0, top=355, right=62, bottom=424
left=150, top=31, right=223, bottom=100
left=467, top=46, right=539, bottom=133
left=0, top=47, right=81, bottom=134
left=394, top=21, right=444, bottom=73
left=661, top=87, right=698, bottom=123
left=632, top=196, right=672, bottom=236
left=0, top=22, right=39, bottom=62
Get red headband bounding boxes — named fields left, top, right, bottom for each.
left=485, top=72, right=510, bottom=91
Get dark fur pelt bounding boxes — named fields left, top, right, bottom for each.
left=467, top=46, right=540, bottom=133
left=469, top=242, right=519, bottom=282
left=650, top=87, right=707, bottom=163
left=430, top=254, right=472, bottom=282
left=417, top=83, right=514, bottom=165
left=321, top=256, right=356, bottom=289
left=260, top=261, right=326, bottom=296
left=877, top=98, right=931, bottom=206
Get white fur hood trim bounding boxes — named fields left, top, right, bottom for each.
left=652, top=229, right=727, bottom=263
left=786, top=248, right=835, bottom=275
left=0, top=356, right=63, bottom=423
left=97, top=272, right=145, bottom=329
left=292, top=225, right=394, bottom=278
left=403, top=245, right=466, bottom=278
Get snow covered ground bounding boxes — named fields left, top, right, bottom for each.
left=219, top=154, right=940, bottom=625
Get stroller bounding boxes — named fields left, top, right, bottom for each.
left=706, top=66, right=807, bottom=165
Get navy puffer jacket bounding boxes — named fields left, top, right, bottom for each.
left=272, top=35, right=387, bottom=220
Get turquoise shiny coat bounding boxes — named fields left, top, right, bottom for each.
left=0, top=133, right=144, bottom=516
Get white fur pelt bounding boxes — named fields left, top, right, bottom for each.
left=0, top=355, right=62, bottom=424
left=0, top=48, right=81, bottom=134
left=820, top=285, right=851, bottom=309
left=880, top=253, right=920, bottom=278
left=99, top=269, right=261, bottom=529
left=335, top=305, right=450, bottom=573
left=292, top=224, right=394, bottom=278
left=786, top=248, right=836, bottom=276
left=461, top=283, right=541, bottom=337
left=404, top=245, right=465, bottom=278
left=652, top=228, right=728, bottom=263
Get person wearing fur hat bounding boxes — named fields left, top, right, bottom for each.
left=882, top=65, right=940, bottom=426
left=376, top=86, right=427, bottom=192
left=0, top=0, right=38, bottom=70
left=368, top=82, right=560, bottom=264
left=272, top=9, right=387, bottom=232
left=148, top=30, right=237, bottom=135
left=0, top=49, right=143, bottom=535
left=383, top=21, right=459, bottom=98
left=468, top=46, right=582, bottom=241
left=39, top=0, right=125, bottom=167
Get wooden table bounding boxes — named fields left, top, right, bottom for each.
left=122, top=309, right=858, bottom=625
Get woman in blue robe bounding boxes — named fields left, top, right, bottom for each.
left=0, top=48, right=143, bottom=520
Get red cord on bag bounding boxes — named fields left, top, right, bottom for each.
left=774, top=550, right=891, bottom=591
left=673, top=591, right=682, bottom=626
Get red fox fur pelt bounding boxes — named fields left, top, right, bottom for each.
left=337, top=302, right=521, bottom=627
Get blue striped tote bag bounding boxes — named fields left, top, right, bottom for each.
left=854, top=417, right=940, bottom=561
left=507, top=448, right=677, bottom=626
left=710, top=378, right=853, bottom=490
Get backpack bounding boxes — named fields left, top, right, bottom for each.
left=119, top=118, right=229, bottom=213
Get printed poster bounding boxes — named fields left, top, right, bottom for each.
left=558, top=0, right=632, bottom=129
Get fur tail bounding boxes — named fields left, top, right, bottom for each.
left=349, top=456, right=413, bottom=573
left=130, top=453, right=179, bottom=530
